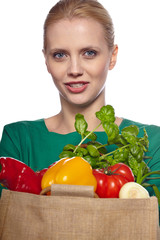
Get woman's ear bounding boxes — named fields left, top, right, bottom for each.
left=42, top=49, right=51, bottom=74
left=109, top=44, right=118, bottom=70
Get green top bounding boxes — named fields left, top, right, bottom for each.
left=0, top=118, right=160, bottom=206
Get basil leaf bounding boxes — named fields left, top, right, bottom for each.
left=111, top=159, right=123, bottom=166
left=84, top=155, right=98, bottom=169
left=113, top=148, right=129, bottom=163
left=76, top=147, right=88, bottom=156
left=63, top=144, right=76, bottom=151
left=109, top=135, right=128, bottom=147
left=59, top=151, right=75, bottom=159
left=84, top=131, right=97, bottom=141
left=86, top=145, right=100, bottom=157
left=129, top=143, right=140, bottom=156
left=122, top=125, right=139, bottom=136
left=129, top=143, right=144, bottom=162
left=88, top=141, right=107, bottom=154
left=95, top=105, right=115, bottom=123
left=136, top=151, right=144, bottom=163
left=75, top=113, right=88, bottom=138
left=121, top=125, right=139, bottom=144
left=102, top=122, right=119, bottom=141
left=127, top=153, right=139, bottom=177
left=76, top=152, right=83, bottom=157
left=104, top=155, right=114, bottom=165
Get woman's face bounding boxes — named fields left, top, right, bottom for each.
left=44, top=18, right=118, bottom=106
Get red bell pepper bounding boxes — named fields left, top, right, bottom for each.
left=0, top=157, right=41, bottom=194
left=35, top=168, right=48, bottom=182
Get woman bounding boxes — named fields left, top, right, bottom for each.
left=0, top=0, right=160, bottom=204
left=0, top=0, right=120, bottom=168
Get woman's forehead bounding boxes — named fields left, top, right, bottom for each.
left=46, top=18, right=106, bottom=48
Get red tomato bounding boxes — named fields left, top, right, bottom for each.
left=93, top=163, right=134, bottom=198
left=108, top=163, right=134, bottom=182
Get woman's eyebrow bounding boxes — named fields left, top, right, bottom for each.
left=50, top=48, right=67, bottom=52
left=81, top=46, right=101, bottom=50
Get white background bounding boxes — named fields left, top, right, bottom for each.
left=0, top=0, right=160, bottom=136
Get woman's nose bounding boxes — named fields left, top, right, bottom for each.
left=67, top=56, right=83, bottom=77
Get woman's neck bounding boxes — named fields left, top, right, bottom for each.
left=61, top=104, right=105, bottom=132
left=45, top=93, right=122, bottom=134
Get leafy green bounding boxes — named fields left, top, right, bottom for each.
left=88, top=141, right=107, bottom=154
left=83, top=155, right=99, bottom=169
left=83, top=131, right=97, bottom=141
left=63, top=144, right=76, bottom=151
left=59, top=105, right=151, bottom=177
left=96, top=105, right=115, bottom=123
left=127, top=153, right=140, bottom=177
left=76, top=147, right=88, bottom=156
left=113, top=148, right=129, bottom=163
left=108, top=135, right=128, bottom=147
left=58, top=104, right=160, bottom=203
left=103, top=122, right=119, bottom=142
left=129, top=143, right=144, bottom=162
left=59, top=151, right=75, bottom=159
left=86, top=145, right=100, bottom=157
left=121, top=125, right=139, bottom=144
left=74, top=113, right=88, bottom=138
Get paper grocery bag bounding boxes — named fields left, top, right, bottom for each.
left=0, top=185, right=159, bottom=240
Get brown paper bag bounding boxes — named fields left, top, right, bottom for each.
left=0, top=185, right=159, bottom=240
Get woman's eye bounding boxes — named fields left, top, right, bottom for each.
left=84, top=50, right=97, bottom=58
left=53, top=52, right=66, bottom=59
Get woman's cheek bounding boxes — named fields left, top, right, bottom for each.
left=90, top=62, right=109, bottom=80
left=49, top=64, right=67, bottom=82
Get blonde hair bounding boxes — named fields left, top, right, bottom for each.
left=43, top=0, right=114, bottom=51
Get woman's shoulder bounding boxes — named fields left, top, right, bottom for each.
left=121, top=118, right=160, bottom=145
left=3, top=119, right=46, bottom=134
left=121, top=118, right=160, bottom=131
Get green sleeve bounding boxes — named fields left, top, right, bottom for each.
left=0, top=125, right=20, bottom=160
left=0, top=124, right=21, bottom=195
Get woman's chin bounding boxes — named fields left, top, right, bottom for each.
left=67, top=96, right=94, bottom=107
left=60, top=91, right=102, bottom=107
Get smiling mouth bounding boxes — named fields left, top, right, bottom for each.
left=65, top=81, right=89, bottom=93
left=68, top=83, right=85, bottom=88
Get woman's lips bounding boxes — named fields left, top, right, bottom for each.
left=65, top=81, right=89, bottom=93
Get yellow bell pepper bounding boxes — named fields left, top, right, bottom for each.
left=41, top=156, right=97, bottom=191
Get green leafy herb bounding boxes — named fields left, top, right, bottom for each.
left=102, top=122, right=119, bottom=142
left=121, top=125, right=139, bottom=144
left=83, top=131, right=97, bottom=141
left=63, top=144, right=76, bottom=151
left=96, top=105, right=115, bottom=123
left=86, top=145, right=100, bottom=157
left=58, top=104, right=160, bottom=205
left=59, top=151, right=75, bottom=159
left=74, top=113, right=88, bottom=139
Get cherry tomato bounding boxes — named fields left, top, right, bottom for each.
left=93, top=163, right=134, bottom=198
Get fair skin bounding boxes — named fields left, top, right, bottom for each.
left=43, top=17, right=122, bottom=133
